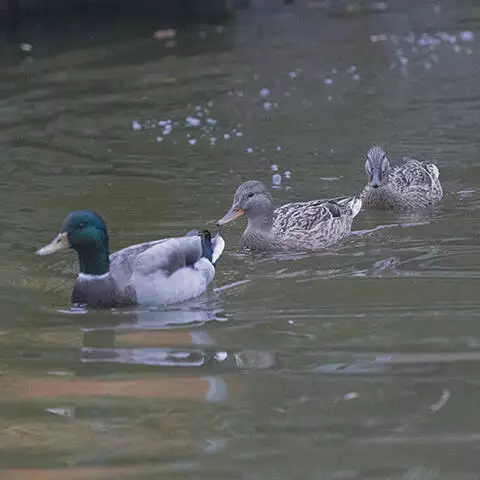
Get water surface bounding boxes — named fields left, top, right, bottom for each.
left=2, top=0, right=480, bottom=477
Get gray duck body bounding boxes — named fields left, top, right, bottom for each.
left=37, top=211, right=224, bottom=309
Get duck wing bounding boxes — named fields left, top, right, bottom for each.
left=273, top=196, right=361, bottom=234
left=110, top=233, right=225, bottom=295
left=391, top=158, right=440, bottom=191
left=131, top=233, right=224, bottom=306
left=109, top=238, right=169, bottom=291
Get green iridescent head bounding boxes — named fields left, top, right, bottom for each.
left=37, top=210, right=110, bottom=275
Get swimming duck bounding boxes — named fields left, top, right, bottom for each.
left=217, top=180, right=362, bottom=251
left=36, top=210, right=225, bottom=308
left=360, top=146, right=443, bottom=210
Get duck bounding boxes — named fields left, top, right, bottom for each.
left=36, top=210, right=225, bottom=309
left=217, top=180, right=362, bottom=251
left=360, top=146, right=443, bottom=210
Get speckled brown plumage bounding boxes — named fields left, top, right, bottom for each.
left=218, top=180, right=362, bottom=251
left=361, top=146, right=443, bottom=210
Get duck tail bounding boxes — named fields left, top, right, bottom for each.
left=200, top=230, right=214, bottom=263
left=211, top=233, right=225, bottom=266
left=200, top=230, right=225, bottom=267
left=349, top=197, right=363, bottom=218
left=426, top=163, right=440, bottom=180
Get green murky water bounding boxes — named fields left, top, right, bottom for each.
left=1, top=0, right=480, bottom=477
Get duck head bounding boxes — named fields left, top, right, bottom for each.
left=36, top=210, right=110, bottom=275
left=365, top=146, right=390, bottom=188
left=217, top=180, right=274, bottom=230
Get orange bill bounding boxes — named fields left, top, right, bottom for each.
left=217, top=206, right=245, bottom=226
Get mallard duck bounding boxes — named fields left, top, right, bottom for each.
left=36, top=210, right=225, bottom=308
left=360, top=146, right=443, bottom=210
left=217, top=180, right=362, bottom=251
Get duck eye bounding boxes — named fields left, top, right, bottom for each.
left=248, top=193, right=254, bottom=198
left=78, top=222, right=85, bottom=229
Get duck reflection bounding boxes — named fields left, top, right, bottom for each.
left=33, top=293, right=274, bottom=407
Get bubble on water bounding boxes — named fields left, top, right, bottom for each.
left=284, top=92, right=291, bottom=97
left=399, top=56, right=408, bottom=66
left=284, top=170, right=292, bottom=179
left=370, top=33, right=388, bottom=42
left=372, top=1, right=387, bottom=11
left=163, top=124, right=173, bottom=135
left=347, top=65, right=357, bottom=74
left=460, top=31, right=475, bottom=42
left=288, top=319, right=295, bottom=325
left=188, top=139, right=197, bottom=145
left=235, top=91, right=245, bottom=98
left=260, top=88, right=270, bottom=97
left=158, top=120, right=167, bottom=126
left=236, top=132, right=243, bottom=137
left=20, top=43, right=33, bottom=52
left=207, top=101, right=214, bottom=107
left=206, top=117, right=217, bottom=126
left=276, top=146, right=282, bottom=151
left=418, top=34, right=440, bottom=46
left=215, top=351, right=228, bottom=361
left=271, top=164, right=279, bottom=172
left=438, top=31, right=450, bottom=42
left=263, top=102, right=273, bottom=110
left=327, top=96, right=333, bottom=101
left=344, top=392, right=359, bottom=401
left=466, top=48, right=473, bottom=55
left=156, top=136, right=163, bottom=143
left=331, top=67, right=338, bottom=74
left=186, top=116, right=201, bottom=127
left=449, top=35, right=457, bottom=44
left=224, top=133, right=231, bottom=140
left=210, top=137, right=217, bottom=145
left=132, top=120, right=142, bottom=130
left=246, top=147, right=253, bottom=153
left=272, top=173, right=282, bottom=186
left=453, top=44, right=461, bottom=53
left=353, top=73, right=361, bottom=81
left=424, top=61, right=432, bottom=69
left=288, top=71, right=298, bottom=79
left=324, top=78, right=333, bottom=85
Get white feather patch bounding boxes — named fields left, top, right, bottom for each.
left=212, top=235, right=225, bottom=264
left=78, top=272, right=110, bottom=281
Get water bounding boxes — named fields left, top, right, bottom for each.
left=2, top=0, right=480, bottom=477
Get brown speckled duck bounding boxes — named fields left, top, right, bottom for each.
left=360, top=146, right=443, bottom=210
left=217, top=180, right=362, bottom=251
